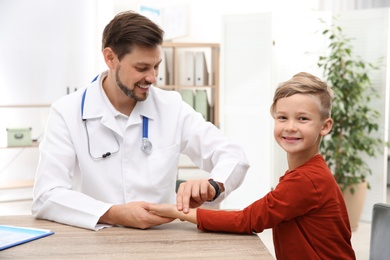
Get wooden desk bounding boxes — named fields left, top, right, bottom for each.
left=0, top=215, right=273, bottom=259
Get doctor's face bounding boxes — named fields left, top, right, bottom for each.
left=115, top=45, right=162, bottom=101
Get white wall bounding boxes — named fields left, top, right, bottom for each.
left=0, top=0, right=110, bottom=196
left=0, top=0, right=112, bottom=144
left=0, top=0, right=103, bottom=105
left=114, top=0, right=321, bottom=42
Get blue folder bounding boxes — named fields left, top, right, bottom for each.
left=0, top=225, right=54, bottom=250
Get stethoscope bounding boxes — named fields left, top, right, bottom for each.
left=81, top=80, right=153, bottom=159
left=141, top=116, right=153, bottom=155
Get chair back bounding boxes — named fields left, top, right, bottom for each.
left=369, top=203, right=390, bottom=260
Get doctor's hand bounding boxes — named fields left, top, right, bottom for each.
left=99, top=201, right=175, bottom=229
left=176, top=179, right=220, bottom=214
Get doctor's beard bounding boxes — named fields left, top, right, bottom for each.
left=115, top=67, right=149, bottom=102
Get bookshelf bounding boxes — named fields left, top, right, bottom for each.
left=161, top=42, right=220, bottom=127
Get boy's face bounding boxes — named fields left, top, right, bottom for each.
left=273, top=94, right=332, bottom=158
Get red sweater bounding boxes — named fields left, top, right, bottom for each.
left=197, top=155, right=355, bottom=260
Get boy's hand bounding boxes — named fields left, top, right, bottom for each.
left=147, top=204, right=179, bottom=219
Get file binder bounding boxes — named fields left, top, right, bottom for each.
left=195, top=51, right=209, bottom=86
left=194, top=89, right=209, bottom=121
left=157, top=50, right=169, bottom=86
left=165, top=48, right=174, bottom=86
left=179, top=89, right=195, bottom=108
left=184, top=51, right=195, bottom=85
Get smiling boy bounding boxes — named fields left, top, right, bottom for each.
left=147, top=72, right=356, bottom=259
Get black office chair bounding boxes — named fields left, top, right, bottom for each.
left=369, top=203, right=390, bottom=260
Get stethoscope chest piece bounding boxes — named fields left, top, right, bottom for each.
left=141, top=138, right=153, bottom=155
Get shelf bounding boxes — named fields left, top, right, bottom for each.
left=162, top=42, right=219, bottom=48
left=0, top=141, right=40, bottom=149
left=0, top=179, right=34, bottom=190
left=0, top=104, right=51, bottom=108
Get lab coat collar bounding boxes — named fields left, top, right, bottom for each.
left=131, top=89, right=158, bottom=121
left=81, top=71, right=158, bottom=128
left=81, top=72, right=111, bottom=120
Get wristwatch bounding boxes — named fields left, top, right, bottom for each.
left=208, top=179, right=221, bottom=201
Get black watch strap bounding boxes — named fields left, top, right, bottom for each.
left=208, top=179, right=221, bottom=201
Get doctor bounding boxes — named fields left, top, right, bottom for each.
left=32, top=11, right=250, bottom=231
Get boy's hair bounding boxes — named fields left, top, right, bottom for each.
left=270, top=72, right=334, bottom=119
left=102, top=11, right=164, bottom=61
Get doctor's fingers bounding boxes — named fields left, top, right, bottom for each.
left=176, top=180, right=209, bottom=212
left=147, top=212, right=175, bottom=227
left=191, top=180, right=211, bottom=202
left=176, top=181, right=189, bottom=212
left=131, top=210, right=174, bottom=229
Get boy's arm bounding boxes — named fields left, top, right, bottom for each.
left=147, top=204, right=198, bottom=224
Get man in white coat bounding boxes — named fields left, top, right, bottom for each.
left=32, top=11, right=250, bottom=230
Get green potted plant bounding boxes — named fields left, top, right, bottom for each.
left=317, top=17, right=384, bottom=230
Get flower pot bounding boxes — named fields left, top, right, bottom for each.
left=342, top=181, right=368, bottom=231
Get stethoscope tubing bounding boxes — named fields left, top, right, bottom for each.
left=80, top=78, right=152, bottom=157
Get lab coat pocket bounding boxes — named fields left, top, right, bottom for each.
left=147, top=144, right=180, bottom=190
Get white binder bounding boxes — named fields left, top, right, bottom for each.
left=157, top=50, right=169, bottom=86
left=195, top=51, right=209, bottom=86
left=184, top=51, right=195, bottom=85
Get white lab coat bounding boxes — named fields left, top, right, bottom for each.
left=32, top=71, right=250, bottom=230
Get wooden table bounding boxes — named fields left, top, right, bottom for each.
left=0, top=215, right=273, bottom=259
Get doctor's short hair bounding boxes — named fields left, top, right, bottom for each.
left=270, top=72, right=334, bottom=120
left=102, top=10, right=164, bottom=61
